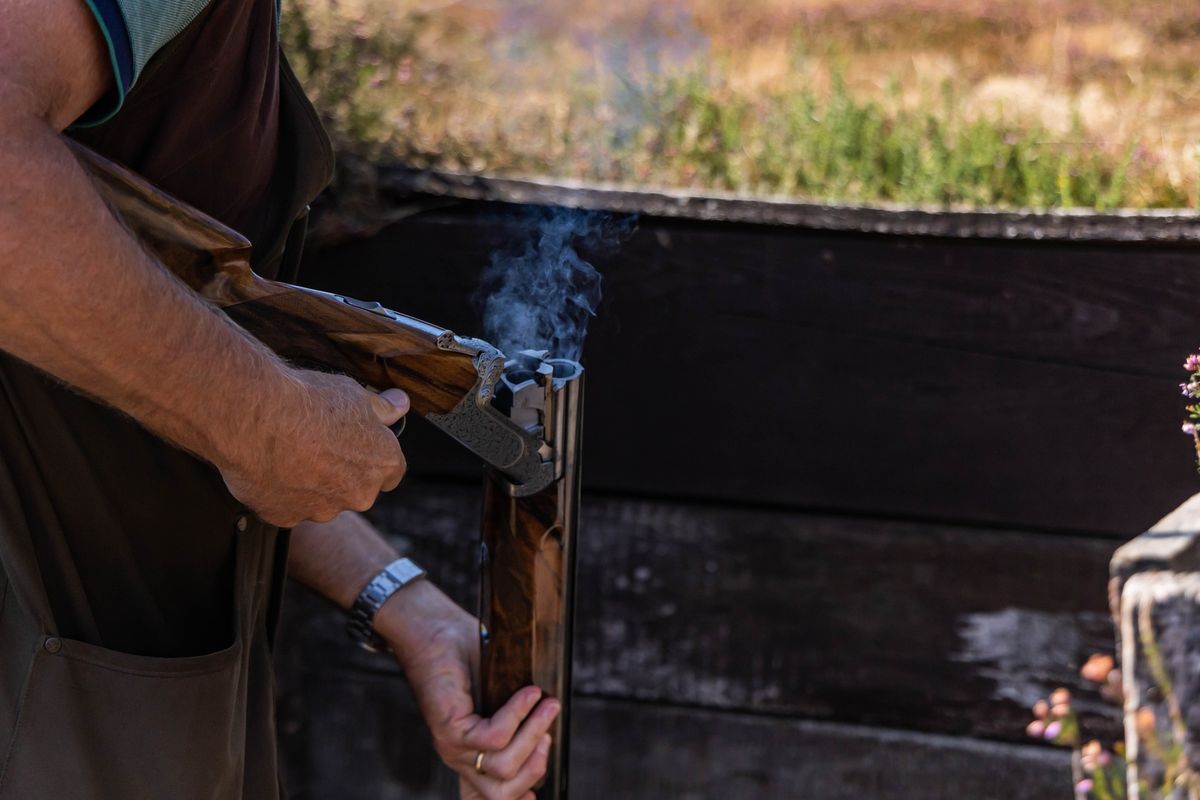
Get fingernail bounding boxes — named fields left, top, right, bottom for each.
left=544, top=700, right=561, bottom=717
left=380, top=388, right=410, bottom=413
left=538, top=734, right=552, bottom=753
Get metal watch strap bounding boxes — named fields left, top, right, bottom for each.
left=346, top=557, right=427, bottom=652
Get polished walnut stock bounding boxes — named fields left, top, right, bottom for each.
left=71, top=141, right=581, bottom=800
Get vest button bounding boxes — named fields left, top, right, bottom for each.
left=43, top=637, right=62, bottom=654
left=236, top=515, right=249, bottom=532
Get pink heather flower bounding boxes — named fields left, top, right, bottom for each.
left=1098, top=751, right=1112, bottom=766
left=1026, top=719, right=1046, bottom=738
left=1184, top=423, right=1196, bottom=435
left=1184, top=383, right=1193, bottom=396
left=1186, top=354, right=1200, bottom=371
left=1044, top=720, right=1063, bottom=740
left=1076, top=778, right=1094, bottom=794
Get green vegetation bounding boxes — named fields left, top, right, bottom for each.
left=576, top=73, right=1159, bottom=209
left=282, top=0, right=1200, bottom=210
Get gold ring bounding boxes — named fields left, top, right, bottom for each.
left=474, top=751, right=487, bottom=775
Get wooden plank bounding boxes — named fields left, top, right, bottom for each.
left=303, top=206, right=1200, bottom=378
left=372, top=165, right=1200, bottom=244
left=278, top=692, right=1076, bottom=800
left=570, top=699, right=1076, bottom=800
left=274, top=481, right=1122, bottom=748
left=299, top=205, right=1200, bottom=535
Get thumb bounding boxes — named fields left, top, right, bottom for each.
left=371, top=388, right=410, bottom=425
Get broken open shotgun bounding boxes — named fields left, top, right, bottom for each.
left=70, top=140, right=579, bottom=800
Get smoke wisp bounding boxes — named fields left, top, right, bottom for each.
left=476, top=209, right=634, bottom=361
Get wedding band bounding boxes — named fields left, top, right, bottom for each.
left=474, top=751, right=487, bottom=775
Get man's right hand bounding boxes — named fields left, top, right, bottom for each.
left=216, top=372, right=409, bottom=527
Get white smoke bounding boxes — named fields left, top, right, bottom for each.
left=476, top=209, right=634, bottom=361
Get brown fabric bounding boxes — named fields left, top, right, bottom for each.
left=70, top=0, right=280, bottom=263
left=0, top=0, right=334, bottom=797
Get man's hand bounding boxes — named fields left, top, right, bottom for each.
left=377, top=581, right=560, bottom=800
left=290, top=513, right=560, bottom=799
left=217, top=378, right=409, bottom=527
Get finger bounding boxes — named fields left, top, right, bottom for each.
left=463, top=686, right=543, bottom=753
left=499, top=733, right=551, bottom=797
left=380, top=443, right=407, bottom=492
left=461, top=735, right=549, bottom=800
left=371, top=388, right=410, bottom=425
left=476, top=698, right=560, bottom=782
left=457, top=775, right=485, bottom=800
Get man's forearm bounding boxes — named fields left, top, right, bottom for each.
left=289, top=512, right=474, bottom=666
left=0, top=114, right=297, bottom=472
left=289, top=511, right=399, bottom=609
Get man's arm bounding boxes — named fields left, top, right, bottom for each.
left=0, top=0, right=406, bottom=526
left=289, top=514, right=559, bottom=800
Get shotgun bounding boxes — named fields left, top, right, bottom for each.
left=69, top=140, right=580, bottom=800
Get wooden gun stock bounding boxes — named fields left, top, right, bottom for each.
left=70, top=141, right=580, bottom=799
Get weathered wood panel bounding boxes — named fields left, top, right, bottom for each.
left=278, top=691, right=1076, bottom=800
left=275, top=482, right=1121, bottom=758
left=374, top=166, right=1200, bottom=244
left=570, top=699, right=1076, bottom=800
left=300, top=205, right=1200, bottom=535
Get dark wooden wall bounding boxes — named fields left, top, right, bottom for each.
left=275, top=195, right=1200, bottom=798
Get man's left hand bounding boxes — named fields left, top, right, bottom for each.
left=376, top=580, right=560, bottom=800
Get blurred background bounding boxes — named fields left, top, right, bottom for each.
left=282, top=0, right=1200, bottom=208
left=273, top=2, right=1200, bottom=799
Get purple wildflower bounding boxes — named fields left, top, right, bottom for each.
left=1044, top=720, right=1062, bottom=740
left=1076, top=778, right=1093, bottom=794
left=1184, top=423, right=1196, bottom=435
left=1186, top=354, right=1200, bottom=371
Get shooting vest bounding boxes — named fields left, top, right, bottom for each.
left=0, top=1, right=333, bottom=796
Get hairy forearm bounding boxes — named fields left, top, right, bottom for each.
left=289, top=512, right=474, bottom=667
left=289, top=511, right=399, bottom=609
left=0, top=113, right=295, bottom=471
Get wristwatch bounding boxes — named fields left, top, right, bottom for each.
left=346, top=557, right=427, bottom=652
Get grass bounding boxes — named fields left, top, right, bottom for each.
left=282, top=0, right=1200, bottom=210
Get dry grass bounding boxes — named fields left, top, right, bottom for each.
left=283, top=0, right=1200, bottom=208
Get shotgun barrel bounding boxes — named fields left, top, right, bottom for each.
left=480, top=352, right=583, bottom=800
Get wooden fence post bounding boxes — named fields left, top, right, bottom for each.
left=1111, top=494, right=1200, bottom=800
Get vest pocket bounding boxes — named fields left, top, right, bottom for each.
left=0, top=635, right=245, bottom=799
